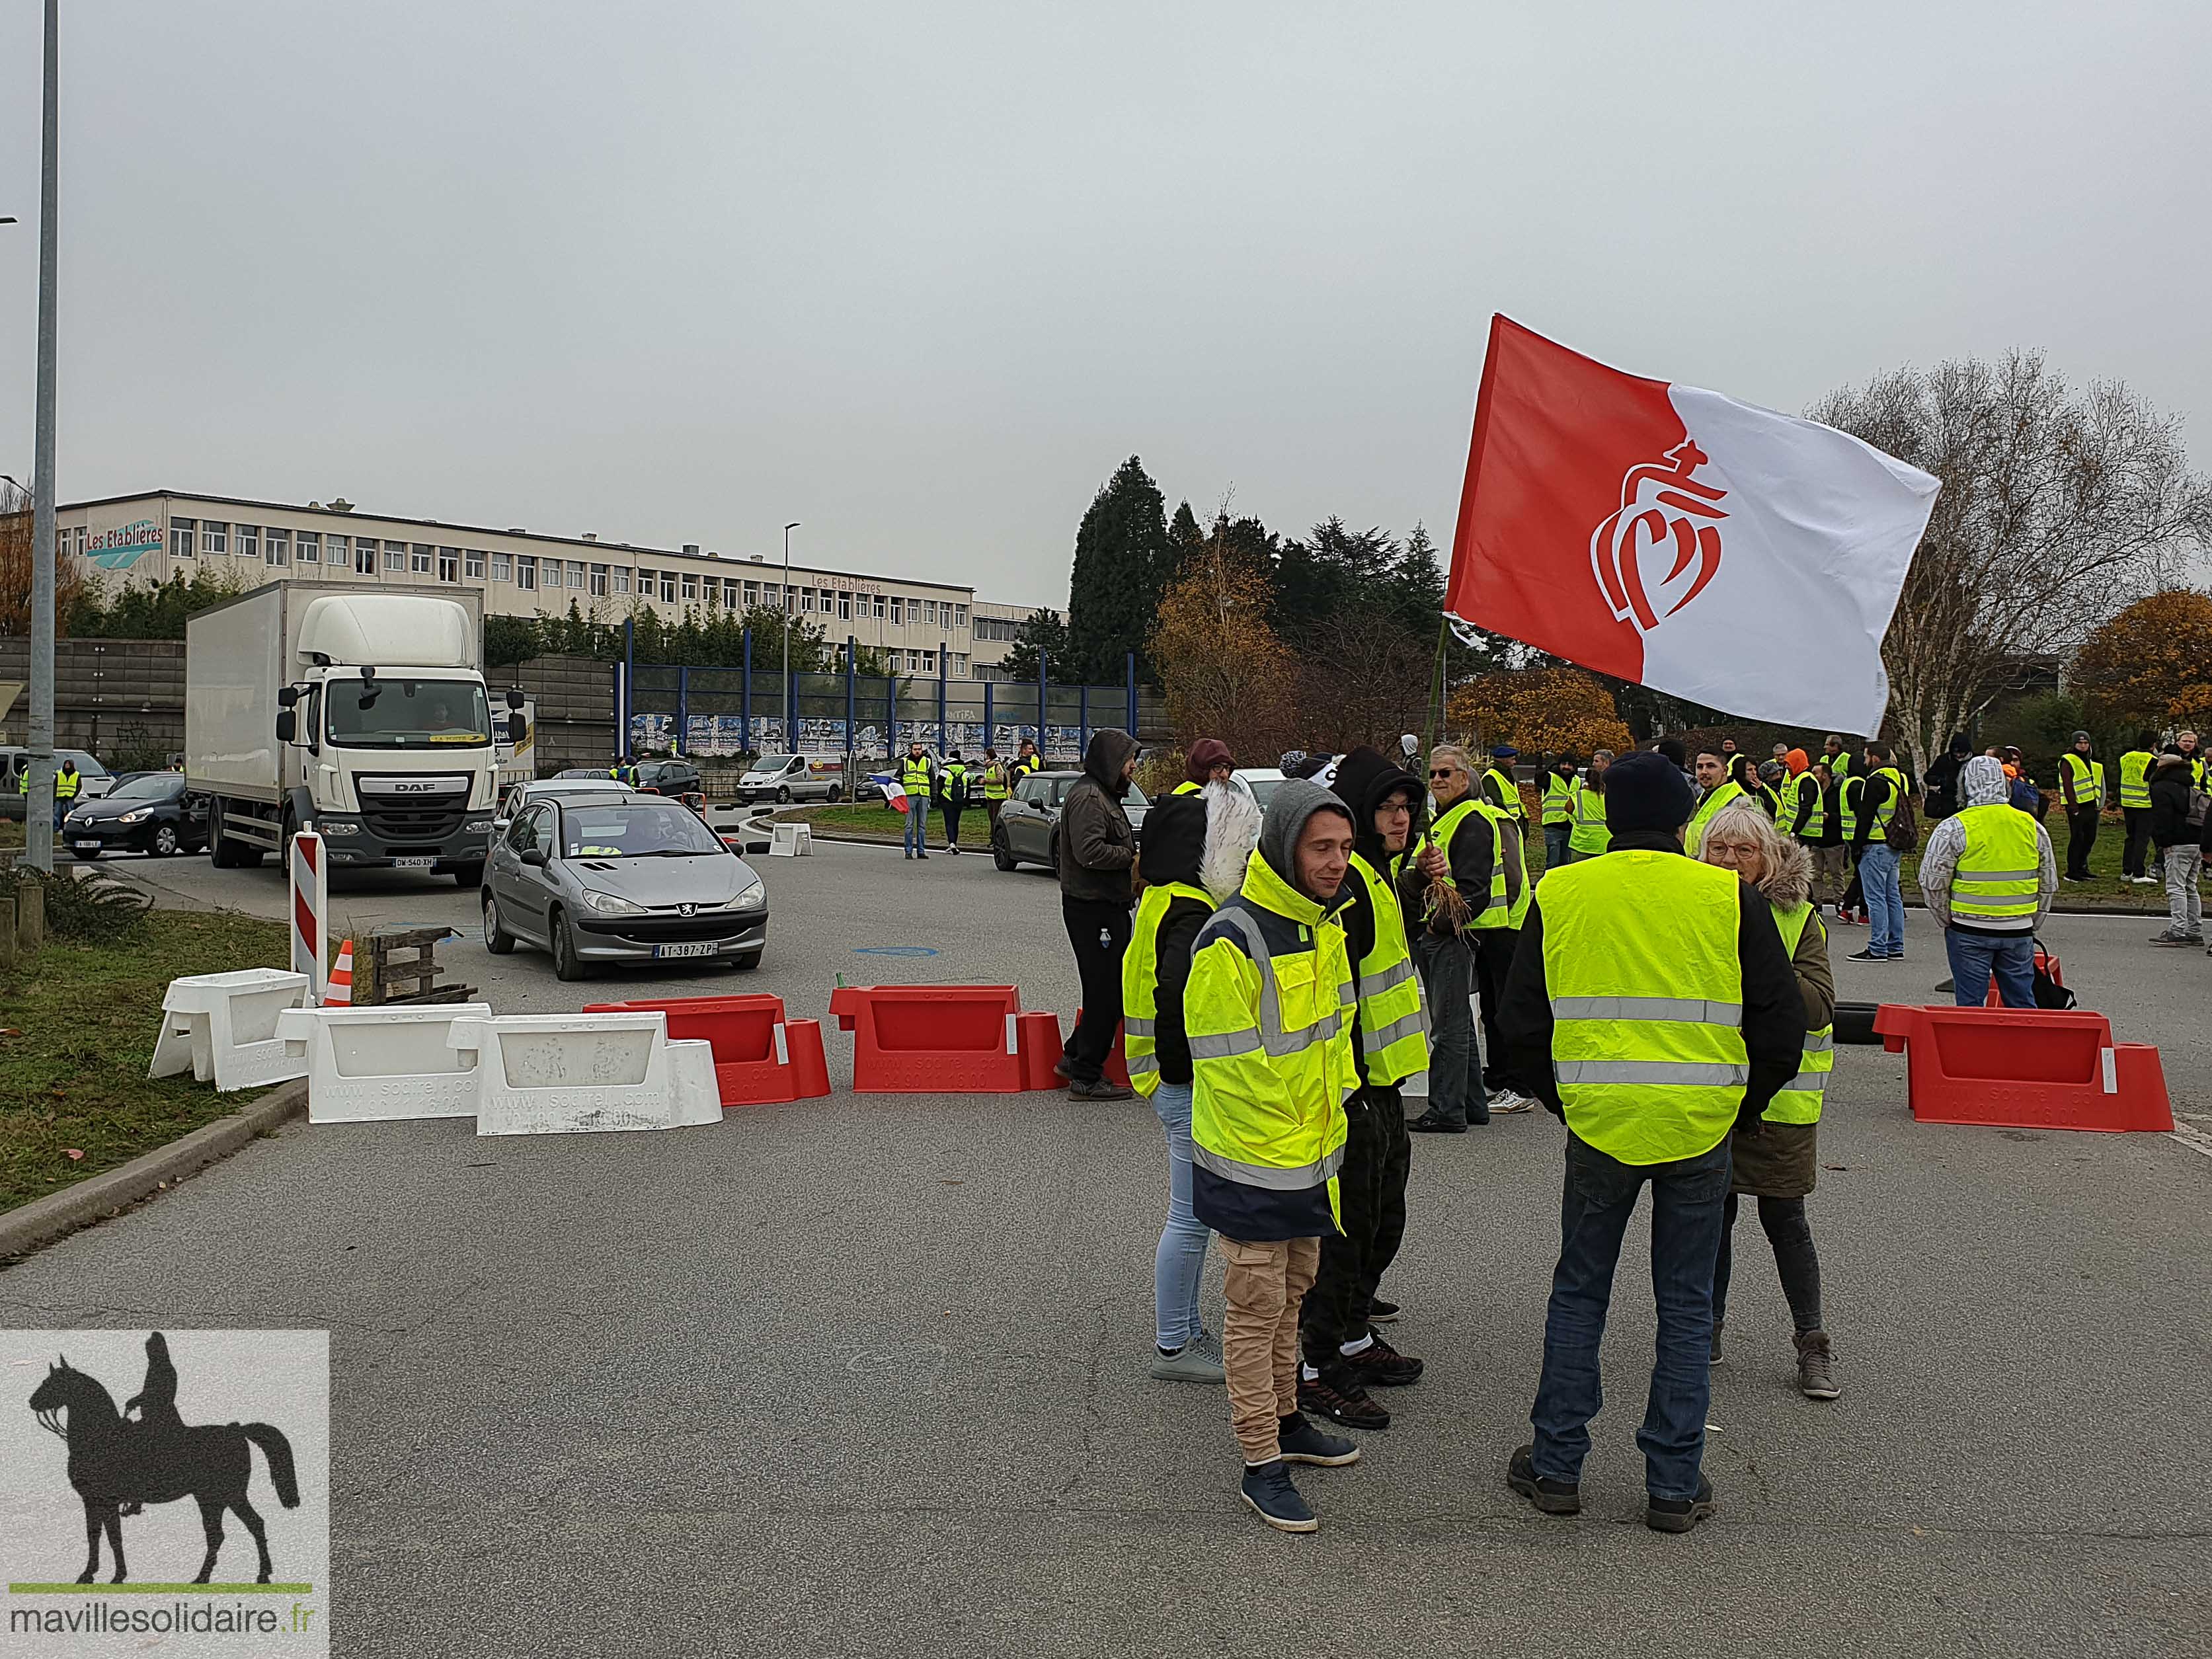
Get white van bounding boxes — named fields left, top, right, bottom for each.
left=736, top=753, right=844, bottom=804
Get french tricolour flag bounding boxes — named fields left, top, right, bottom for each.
left=870, top=774, right=911, bottom=814
left=1448, top=316, right=1940, bottom=732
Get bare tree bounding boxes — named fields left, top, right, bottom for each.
left=1810, top=353, right=2212, bottom=778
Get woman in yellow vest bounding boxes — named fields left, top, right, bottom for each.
left=1698, top=800, right=1840, bottom=1401
left=1124, top=768, right=1263, bottom=1385
left=1565, top=750, right=1612, bottom=863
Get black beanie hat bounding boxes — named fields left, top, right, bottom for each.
left=1604, top=750, right=1697, bottom=833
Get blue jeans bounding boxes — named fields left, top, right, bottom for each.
left=1544, top=823, right=1571, bottom=874
left=1944, top=927, right=2035, bottom=1009
left=1531, top=1131, right=1732, bottom=1501
left=1150, top=1081, right=1211, bottom=1349
left=1860, top=843, right=1905, bottom=956
left=902, top=798, right=929, bottom=855
left=1411, top=930, right=1489, bottom=1126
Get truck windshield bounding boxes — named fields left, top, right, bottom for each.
left=326, top=679, right=492, bottom=749
left=752, top=754, right=799, bottom=771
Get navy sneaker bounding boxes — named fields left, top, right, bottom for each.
left=1276, top=1412, right=1361, bottom=1467
left=1406, top=1111, right=1466, bottom=1134
left=1646, top=1473, right=1718, bottom=1533
left=1240, top=1459, right=1318, bottom=1532
left=1507, top=1444, right=1581, bottom=1516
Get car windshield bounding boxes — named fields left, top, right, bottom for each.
left=109, top=775, right=182, bottom=802
left=1242, top=777, right=1283, bottom=807
left=327, top=679, right=493, bottom=749
left=60, top=752, right=107, bottom=776
left=559, top=803, right=725, bottom=859
left=752, top=754, right=799, bottom=771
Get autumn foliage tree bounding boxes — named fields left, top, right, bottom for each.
left=2072, top=590, right=2212, bottom=735
left=0, top=482, right=92, bottom=637
left=1150, top=515, right=1300, bottom=761
left=1448, top=666, right=1632, bottom=759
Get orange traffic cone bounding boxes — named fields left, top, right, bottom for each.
left=325, top=939, right=354, bottom=1007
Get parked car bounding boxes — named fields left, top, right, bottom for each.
left=1, top=748, right=115, bottom=819
left=736, top=753, right=845, bottom=804
left=991, top=770, right=1150, bottom=872
left=59, top=771, right=212, bottom=858
left=558, top=759, right=701, bottom=796
left=1231, top=767, right=1288, bottom=808
left=481, top=791, right=768, bottom=981
left=493, top=776, right=636, bottom=837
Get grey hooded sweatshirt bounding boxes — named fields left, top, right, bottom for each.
left=1918, top=754, right=2058, bottom=935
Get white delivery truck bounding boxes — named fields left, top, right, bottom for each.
left=186, top=582, right=524, bottom=886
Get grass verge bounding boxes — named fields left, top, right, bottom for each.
left=781, top=802, right=988, bottom=847
left=0, top=909, right=290, bottom=1214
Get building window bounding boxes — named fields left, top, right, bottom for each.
left=201, top=521, right=227, bottom=555
left=171, top=518, right=196, bottom=559
left=742, top=580, right=758, bottom=607
left=678, top=572, right=697, bottom=603
left=233, top=524, right=259, bottom=562
left=660, top=572, right=677, bottom=604
left=590, top=562, right=608, bottom=597
left=567, top=561, right=584, bottom=590
left=515, top=555, right=537, bottom=592
left=955, top=605, right=968, bottom=628
left=635, top=567, right=653, bottom=596
left=264, top=527, right=289, bottom=566
left=438, top=547, right=460, bottom=583
left=838, top=591, right=852, bottom=621
left=871, top=595, right=885, bottom=619
left=464, top=549, right=485, bottom=579
left=889, top=597, right=904, bottom=626
left=491, top=551, right=510, bottom=582
left=296, top=531, right=320, bottom=564
left=922, top=650, right=936, bottom=672
left=409, top=543, right=432, bottom=574
left=356, top=539, right=377, bottom=575
left=613, top=568, right=631, bottom=595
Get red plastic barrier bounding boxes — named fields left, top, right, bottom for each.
left=1073, top=1007, right=1132, bottom=1089
left=1015, top=1011, right=1066, bottom=1091
left=1872, top=1003, right=2173, bottom=1133
left=828, top=984, right=1041, bottom=1093
left=584, top=993, right=830, bottom=1106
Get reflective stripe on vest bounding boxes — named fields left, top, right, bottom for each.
left=1542, top=774, right=1575, bottom=826
left=1792, top=774, right=1827, bottom=839
left=1469, top=799, right=1523, bottom=929
left=1949, top=803, right=2041, bottom=931
left=1838, top=775, right=1860, bottom=838
left=1483, top=767, right=1522, bottom=820
left=1567, top=780, right=1609, bottom=855
left=1539, top=851, right=1749, bottom=1165
left=1766, top=900, right=1831, bottom=1124
left=2059, top=752, right=2098, bottom=804
left=1346, top=852, right=1428, bottom=1085
left=1122, top=878, right=1214, bottom=1098
left=2117, top=752, right=2153, bottom=810
left=983, top=767, right=1009, bottom=800
left=1429, top=797, right=1507, bottom=929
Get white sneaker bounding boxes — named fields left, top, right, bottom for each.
left=1487, top=1089, right=1536, bottom=1114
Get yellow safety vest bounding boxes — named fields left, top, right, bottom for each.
left=942, top=763, right=967, bottom=801
left=1345, top=852, right=1427, bottom=1086
left=1541, top=773, right=1575, bottom=826
left=1171, top=780, right=1202, bottom=796
left=2117, top=752, right=2154, bottom=810
left=54, top=769, right=79, bottom=799
left=1468, top=799, right=1526, bottom=930
left=1766, top=901, right=1831, bottom=1125
left=1567, top=780, right=1610, bottom=856
left=1482, top=766, right=1523, bottom=822
left=1123, top=878, right=1214, bottom=1099
left=900, top=756, right=933, bottom=795
left=1187, top=849, right=1356, bottom=1230
left=1686, top=780, right=1747, bottom=855
left=1948, top=802, right=2041, bottom=933
left=1539, top=851, right=1750, bottom=1165
left=2059, top=752, right=2101, bottom=806
left=1860, top=767, right=1905, bottom=842
left=1790, top=773, right=1827, bottom=839
left=1423, top=797, right=1505, bottom=925
left=982, top=764, right=1010, bottom=802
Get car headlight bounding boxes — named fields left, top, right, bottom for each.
left=317, top=817, right=362, bottom=837
left=724, top=879, right=767, bottom=911
left=115, top=810, right=149, bottom=824
left=580, top=888, right=648, bottom=916
left=463, top=818, right=493, bottom=834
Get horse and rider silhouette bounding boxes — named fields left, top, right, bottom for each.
left=26, top=1332, right=300, bottom=1585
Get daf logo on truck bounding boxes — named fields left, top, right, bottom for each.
left=184, top=583, right=526, bottom=886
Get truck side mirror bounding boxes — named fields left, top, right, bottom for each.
left=274, top=709, right=297, bottom=744
left=506, top=687, right=526, bottom=710
left=503, top=714, right=529, bottom=746
left=278, top=686, right=299, bottom=708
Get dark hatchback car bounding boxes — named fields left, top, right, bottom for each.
left=60, top=772, right=212, bottom=859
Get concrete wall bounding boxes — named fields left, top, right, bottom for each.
left=0, top=637, right=186, bottom=762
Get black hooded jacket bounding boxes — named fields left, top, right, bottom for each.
left=1057, top=728, right=1139, bottom=903
left=1135, top=791, right=1211, bottom=1087
left=1331, top=746, right=1427, bottom=1089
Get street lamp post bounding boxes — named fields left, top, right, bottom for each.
left=24, top=0, right=59, bottom=873
left=782, top=521, right=800, bottom=746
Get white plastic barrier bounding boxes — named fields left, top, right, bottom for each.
left=446, top=1013, right=723, bottom=1136
left=149, top=969, right=313, bottom=1093
left=769, top=821, right=812, bottom=857
left=276, top=1003, right=495, bottom=1124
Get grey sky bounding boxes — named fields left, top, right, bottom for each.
left=3, top=1, right=2207, bottom=611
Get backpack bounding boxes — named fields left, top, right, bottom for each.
left=1883, top=785, right=1920, bottom=857
left=2188, top=785, right=2211, bottom=831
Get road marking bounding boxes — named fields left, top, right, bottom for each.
left=2172, top=1112, right=2212, bottom=1162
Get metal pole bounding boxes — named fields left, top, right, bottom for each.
left=983, top=677, right=994, bottom=750
left=844, top=634, right=856, bottom=764
left=622, top=615, right=635, bottom=759
left=676, top=666, right=689, bottom=756
left=740, top=627, right=752, bottom=753
left=781, top=521, right=799, bottom=717
left=936, top=642, right=947, bottom=750
left=24, top=0, right=60, bottom=873
left=1125, top=650, right=1136, bottom=736
left=1079, top=683, right=1089, bottom=760
left=1037, top=650, right=1049, bottom=758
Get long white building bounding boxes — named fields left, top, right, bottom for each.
left=54, top=488, right=1061, bottom=681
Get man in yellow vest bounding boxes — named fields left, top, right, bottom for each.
left=1407, top=745, right=1501, bottom=1132
left=1917, top=755, right=2057, bottom=1004
left=2178, top=730, right=2205, bottom=791
left=1684, top=746, right=1746, bottom=857
left=937, top=750, right=969, bottom=854
left=1294, top=748, right=1440, bottom=1434
left=2116, top=732, right=2158, bottom=886
left=1540, top=754, right=1579, bottom=874
left=1480, top=746, right=1525, bottom=826
left=1011, top=737, right=1043, bottom=785
left=1845, top=740, right=1910, bottom=962
left=1565, top=750, right=1612, bottom=864
left=978, top=746, right=1011, bottom=840
left=1497, top=752, right=1804, bottom=1534
left=1173, top=738, right=1234, bottom=797
left=2057, top=729, right=2104, bottom=882
left=1188, top=780, right=1365, bottom=1531
left=53, top=757, right=82, bottom=831
left=898, top=738, right=936, bottom=861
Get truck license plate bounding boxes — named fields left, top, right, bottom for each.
left=654, top=941, right=717, bottom=960
left=392, top=857, right=436, bottom=870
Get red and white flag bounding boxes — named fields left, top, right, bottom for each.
left=869, top=773, right=912, bottom=814
left=1448, top=316, right=1939, bottom=732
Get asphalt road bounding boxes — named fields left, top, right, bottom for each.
left=6, top=837, right=2209, bottom=1658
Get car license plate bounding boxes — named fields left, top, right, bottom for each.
left=654, top=941, right=717, bottom=960
left=72, top=840, right=100, bottom=853
left=392, top=856, right=436, bottom=870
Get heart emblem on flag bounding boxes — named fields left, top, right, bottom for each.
left=1589, top=440, right=1729, bottom=635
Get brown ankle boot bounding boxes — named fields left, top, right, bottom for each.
left=1795, top=1330, right=1839, bottom=1399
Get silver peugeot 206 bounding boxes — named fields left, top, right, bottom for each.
left=481, top=791, right=768, bottom=981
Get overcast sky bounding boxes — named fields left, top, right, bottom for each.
left=3, top=1, right=2207, bottom=609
